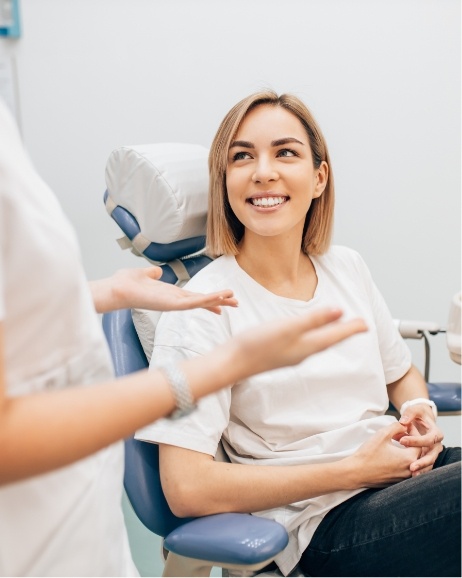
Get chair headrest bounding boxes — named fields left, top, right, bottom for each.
left=105, top=143, right=209, bottom=262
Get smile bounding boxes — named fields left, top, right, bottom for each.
left=248, top=196, right=288, bottom=207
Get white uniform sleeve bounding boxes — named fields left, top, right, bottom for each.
left=0, top=187, right=4, bottom=322
left=0, top=102, right=11, bottom=322
left=351, top=250, right=412, bottom=384
left=135, top=305, right=233, bottom=457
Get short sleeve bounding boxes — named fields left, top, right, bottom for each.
left=0, top=194, right=5, bottom=321
left=135, top=305, right=233, bottom=456
left=351, top=250, right=412, bottom=383
left=0, top=136, right=6, bottom=322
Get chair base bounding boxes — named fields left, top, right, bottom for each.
left=163, top=551, right=279, bottom=577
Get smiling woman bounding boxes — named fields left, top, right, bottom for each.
left=208, top=93, right=334, bottom=260
left=225, top=104, right=328, bottom=298
left=136, top=90, right=461, bottom=578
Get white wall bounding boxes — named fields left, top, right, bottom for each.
left=1, top=1, right=460, bottom=390
left=0, top=1, right=459, bottom=574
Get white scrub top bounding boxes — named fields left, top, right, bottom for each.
left=0, top=100, right=137, bottom=576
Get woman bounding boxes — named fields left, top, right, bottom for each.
left=0, top=98, right=365, bottom=577
left=138, top=91, right=461, bottom=577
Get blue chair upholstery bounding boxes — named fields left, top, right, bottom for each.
left=102, top=308, right=289, bottom=576
left=427, top=382, right=461, bottom=414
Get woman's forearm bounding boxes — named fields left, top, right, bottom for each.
left=387, top=365, right=430, bottom=412
left=160, top=446, right=360, bottom=518
left=160, top=420, right=420, bottom=518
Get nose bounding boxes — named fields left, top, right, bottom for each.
left=252, top=155, right=279, bottom=184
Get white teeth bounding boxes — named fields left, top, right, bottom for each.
left=250, top=196, right=286, bottom=207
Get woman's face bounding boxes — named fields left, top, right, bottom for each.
left=225, top=104, right=327, bottom=244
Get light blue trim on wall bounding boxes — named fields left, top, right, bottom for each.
left=0, top=0, right=21, bottom=38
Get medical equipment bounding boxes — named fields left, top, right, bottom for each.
left=103, top=143, right=461, bottom=577
left=447, top=292, right=461, bottom=365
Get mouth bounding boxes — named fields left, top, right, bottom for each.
left=247, top=195, right=289, bottom=208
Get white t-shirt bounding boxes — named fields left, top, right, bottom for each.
left=0, top=101, right=137, bottom=577
left=137, top=250, right=411, bottom=576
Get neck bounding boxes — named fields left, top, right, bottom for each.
left=236, top=231, right=317, bottom=301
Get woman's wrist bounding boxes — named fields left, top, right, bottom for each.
left=400, top=398, right=438, bottom=420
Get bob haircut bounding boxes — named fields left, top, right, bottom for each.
left=207, top=90, right=334, bottom=257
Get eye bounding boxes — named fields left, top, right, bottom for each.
left=231, top=151, right=252, bottom=162
left=277, top=148, right=298, bottom=158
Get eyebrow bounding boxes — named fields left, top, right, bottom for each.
left=229, top=137, right=305, bottom=149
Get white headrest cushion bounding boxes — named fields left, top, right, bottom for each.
left=105, top=143, right=209, bottom=244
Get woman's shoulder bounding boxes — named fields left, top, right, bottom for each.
left=315, top=245, right=372, bottom=281
left=318, top=244, right=364, bottom=266
left=183, top=255, right=239, bottom=292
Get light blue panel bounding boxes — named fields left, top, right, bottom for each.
left=122, top=491, right=165, bottom=577
left=0, top=0, right=21, bottom=37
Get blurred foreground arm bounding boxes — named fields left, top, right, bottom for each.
left=0, top=308, right=365, bottom=485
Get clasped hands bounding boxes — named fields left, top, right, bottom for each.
left=395, top=405, right=444, bottom=476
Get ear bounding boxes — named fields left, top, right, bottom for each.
left=313, top=161, right=329, bottom=199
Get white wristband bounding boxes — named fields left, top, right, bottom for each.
left=400, top=398, right=438, bottom=419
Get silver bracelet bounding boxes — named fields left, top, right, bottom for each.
left=400, top=398, right=438, bottom=419
left=160, top=364, right=197, bottom=420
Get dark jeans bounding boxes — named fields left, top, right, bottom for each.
left=299, top=447, right=461, bottom=577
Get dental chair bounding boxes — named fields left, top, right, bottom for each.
left=103, top=143, right=290, bottom=578
left=102, top=143, right=461, bottom=578
left=103, top=307, right=288, bottom=577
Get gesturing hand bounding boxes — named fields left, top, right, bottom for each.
left=92, top=266, right=239, bottom=314
left=397, top=405, right=444, bottom=476
left=234, top=308, right=367, bottom=379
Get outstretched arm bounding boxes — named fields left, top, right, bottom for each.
left=0, top=308, right=366, bottom=485
left=89, top=266, right=238, bottom=315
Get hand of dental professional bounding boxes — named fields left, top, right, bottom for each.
left=398, top=405, right=444, bottom=476
left=89, top=266, right=238, bottom=314
left=221, top=308, right=368, bottom=380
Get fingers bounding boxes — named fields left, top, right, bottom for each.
left=198, top=291, right=239, bottom=310
left=296, top=307, right=344, bottom=331
left=400, top=431, right=443, bottom=448
left=399, top=420, right=444, bottom=448
left=380, top=420, right=408, bottom=441
left=178, top=289, right=238, bottom=313
left=299, top=313, right=367, bottom=353
left=145, top=266, right=164, bottom=280
left=410, top=444, right=443, bottom=475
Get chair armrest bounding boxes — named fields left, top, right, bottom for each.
left=427, top=382, right=461, bottom=414
left=164, top=513, right=289, bottom=566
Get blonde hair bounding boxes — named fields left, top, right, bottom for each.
left=207, top=90, right=335, bottom=257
